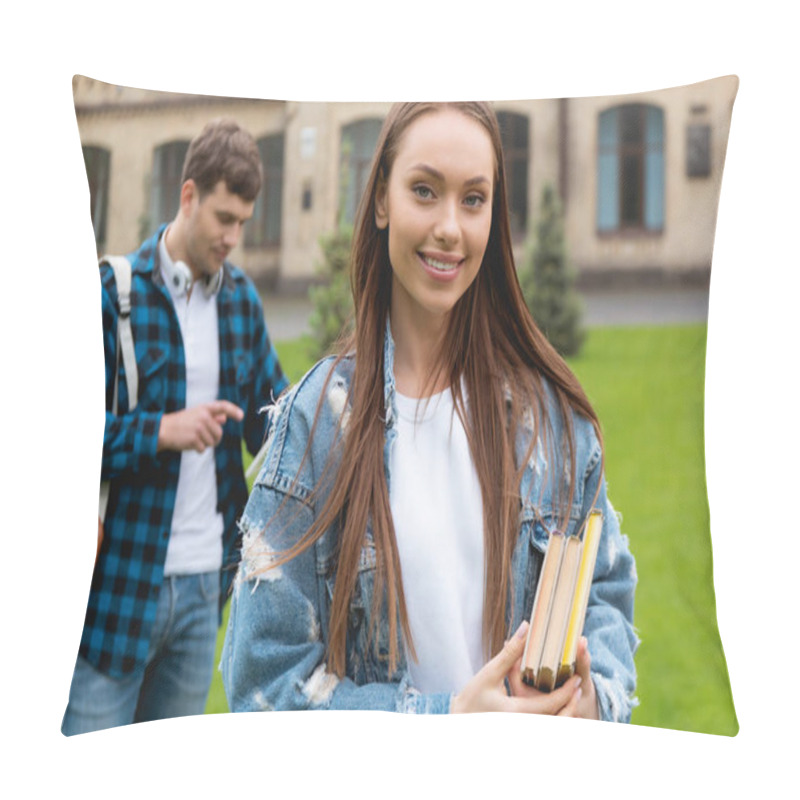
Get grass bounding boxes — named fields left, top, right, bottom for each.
left=569, top=325, right=737, bottom=735
left=205, top=324, right=738, bottom=735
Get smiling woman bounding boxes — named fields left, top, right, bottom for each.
left=374, top=109, right=494, bottom=360
left=221, top=102, right=638, bottom=721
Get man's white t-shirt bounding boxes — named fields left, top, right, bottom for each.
left=159, top=233, right=224, bottom=576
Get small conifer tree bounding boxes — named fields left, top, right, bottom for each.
left=309, top=138, right=357, bottom=359
left=519, top=184, right=585, bottom=357
left=308, top=223, right=354, bottom=359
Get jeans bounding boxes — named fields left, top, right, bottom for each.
left=62, top=571, right=220, bottom=736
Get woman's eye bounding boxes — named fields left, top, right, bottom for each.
left=413, top=185, right=434, bottom=200
left=464, top=194, right=486, bottom=208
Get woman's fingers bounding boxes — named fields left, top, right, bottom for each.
left=484, top=621, right=529, bottom=682
left=451, top=622, right=529, bottom=713
left=574, top=637, right=600, bottom=719
left=575, top=636, right=592, bottom=682
left=511, top=673, right=583, bottom=715
left=556, top=683, right=583, bottom=717
left=451, top=623, right=585, bottom=716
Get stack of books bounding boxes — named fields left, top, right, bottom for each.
left=521, top=510, right=603, bottom=691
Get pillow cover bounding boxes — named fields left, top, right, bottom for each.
left=66, top=74, right=738, bottom=737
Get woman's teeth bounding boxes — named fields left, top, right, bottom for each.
left=423, top=255, right=457, bottom=271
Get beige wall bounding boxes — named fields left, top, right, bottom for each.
left=279, top=101, right=393, bottom=288
left=564, top=76, right=737, bottom=279
left=74, top=77, right=285, bottom=279
left=73, top=75, right=737, bottom=291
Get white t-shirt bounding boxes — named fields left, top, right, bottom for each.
left=159, top=233, right=224, bottom=576
left=389, top=387, right=486, bottom=694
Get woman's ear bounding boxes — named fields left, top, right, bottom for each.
left=375, top=178, right=388, bottom=230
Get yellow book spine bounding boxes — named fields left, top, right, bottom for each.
left=559, top=510, right=604, bottom=677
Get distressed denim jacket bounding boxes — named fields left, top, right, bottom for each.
left=222, top=325, right=638, bottom=721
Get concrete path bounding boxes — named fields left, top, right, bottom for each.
left=262, top=286, right=710, bottom=342
left=581, top=287, right=709, bottom=328
left=262, top=294, right=317, bottom=341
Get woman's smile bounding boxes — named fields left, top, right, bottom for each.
left=418, top=250, right=465, bottom=281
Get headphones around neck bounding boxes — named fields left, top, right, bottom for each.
left=172, top=261, right=223, bottom=299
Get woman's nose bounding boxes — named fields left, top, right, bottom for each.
left=433, top=199, right=460, bottom=245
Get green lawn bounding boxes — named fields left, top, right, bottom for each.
left=568, top=325, right=737, bottom=735
left=206, top=324, right=738, bottom=736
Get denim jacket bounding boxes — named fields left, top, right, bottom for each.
left=222, top=325, right=638, bottom=721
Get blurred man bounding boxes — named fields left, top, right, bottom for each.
left=63, top=118, right=288, bottom=734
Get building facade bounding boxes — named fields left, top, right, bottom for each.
left=73, top=75, right=737, bottom=291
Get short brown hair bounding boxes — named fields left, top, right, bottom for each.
left=181, top=118, right=263, bottom=201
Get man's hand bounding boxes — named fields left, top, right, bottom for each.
left=157, top=400, right=244, bottom=453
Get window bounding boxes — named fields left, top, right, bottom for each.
left=340, top=118, right=383, bottom=225
left=597, top=104, right=664, bottom=233
left=496, top=111, right=530, bottom=239
left=686, top=124, right=711, bottom=177
left=150, top=140, right=189, bottom=233
left=82, top=145, right=110, bottom=250
left=246, top=133, right=284, bottom=247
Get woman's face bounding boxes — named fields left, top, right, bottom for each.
left=375, top=108, right=495, bottom=326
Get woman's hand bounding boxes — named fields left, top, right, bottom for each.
left=450, top=621, right=583, bottom=715
left=509, top=634, right=600, bottom=720
left=573, top=636, right=600, bottom=720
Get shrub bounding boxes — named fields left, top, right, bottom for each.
left=308, top=224, right=354, bottom=359
left=519, top=184, right=585, bottom=357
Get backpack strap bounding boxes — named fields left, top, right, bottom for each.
left=99, top=255, right=138, bottom=523
left=103, top=255, right=138, bottom=413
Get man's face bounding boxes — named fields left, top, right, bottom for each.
left=183, top=179, right=254, bottom=279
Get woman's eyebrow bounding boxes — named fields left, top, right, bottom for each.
left=409, top=163, right=491, bottom=187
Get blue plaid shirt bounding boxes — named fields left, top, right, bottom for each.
left=81, top=225, right=288, bottom=678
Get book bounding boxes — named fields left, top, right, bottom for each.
left=520, top=530, right=564, bottom=686
left=557, top=509, right=604, bottom=685
left=520, top=510, right=604, bottom=691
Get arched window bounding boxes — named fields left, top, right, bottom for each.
left=597, top=104, right=664, bottom=233
left=496, top=110, right=530, bottom=239
left=339, top=118, right=383, bottom=226
left=82, top=145, right=111, bottom=251
left=246, top=133, right=284, bottom=247
left=150, top=140, right=189, bottom=233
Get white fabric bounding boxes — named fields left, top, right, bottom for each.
left=159, top=232, right=224, bottom=576
left=100, top=255, right=137, bottom=524
left=389, top=387, right=485, bottom=694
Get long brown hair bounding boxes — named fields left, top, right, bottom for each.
left=258, top=102, right=602, bottom=677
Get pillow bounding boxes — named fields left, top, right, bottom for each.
left=66, top=75, right=738, bottom=738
